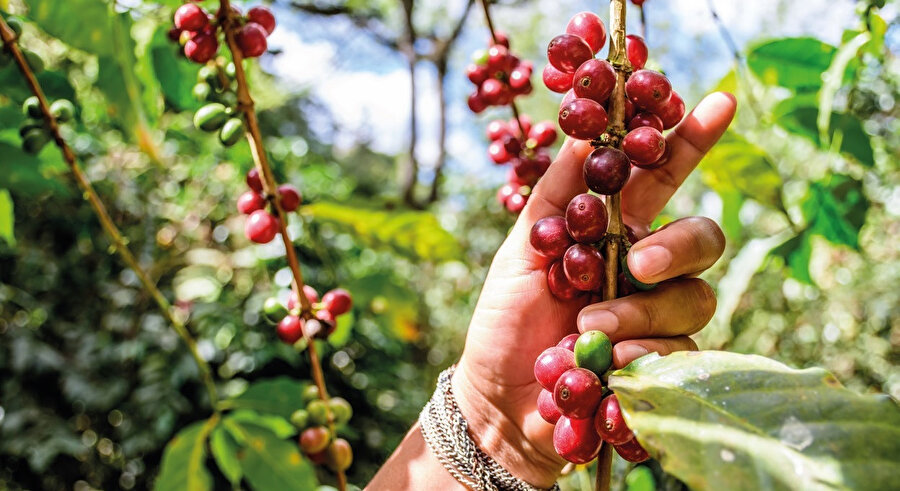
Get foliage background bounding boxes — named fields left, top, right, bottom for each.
left=0, top=0, right=897, bottom=489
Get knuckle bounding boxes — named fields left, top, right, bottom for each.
left=690, top=279, right=717, bottom=328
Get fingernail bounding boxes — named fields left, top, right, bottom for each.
left=616, top=345, right=649, bottom=365
left=630, top=245, right=672, bottom=280
left=578, top=309, right=618, bottom=335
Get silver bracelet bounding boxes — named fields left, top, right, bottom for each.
left=419, top=366, right=560, bottom=491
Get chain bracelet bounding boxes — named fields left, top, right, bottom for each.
left=419, top=366, right=560, bottom=491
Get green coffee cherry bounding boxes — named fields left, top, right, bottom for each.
left=218, top=91, right=237, bottom=109
left=219, top=118, right=244, bottom=147
left=301, top=385, right=320, bottom=405
left=290, top=409, right=309, bottom=429
left=197, top=65, right=218, bottom=85
left=620, top=255, right=658, bottom=291
left=22, top=50, right=43, bottom=73
left=192, top=82, right=212, bottom=102
left=22, top=96, right=42, bottom=119
left=49, top=99, right=75, bottom=123
left=7, top=17, right=24, bottom=38
left=471, top=49, right=488, bottom=65
left=22, top=128, right=49, bottom=155
left=306, top=399, right=330, bottom=426
left=262, top=297, right=288, bottom=325
left=328, top=397, right=352, bottom=425
left=19, top=118, right=44, bottom=137
left=193, top=103, right=228, bottom=132
left=225, top=62, right=236, bottom=78
left=574, top=330, right=613, bottom=377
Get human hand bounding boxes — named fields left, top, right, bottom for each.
left=451, top=92, right=737, bottom=487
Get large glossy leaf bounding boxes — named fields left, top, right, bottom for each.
left=700, top=131, right=785, bottom=213
left=302, top=201, right=463, bottom=262
left=154, top=418, right=217, bottom=491
left=225, top=377, right=308, bottom=419
left=27, top=0, right=115, bottom=56
left=225, top=420, right=317, bottom=491
left=0, top=189, right=14, bottom=246
left=802, top=174, right=868, bottom=250
left=209, top=426, right=242, bottom=486
left=774, top=96, right=874, bottom=167
left=747, top=38, right=835, bottom=90
left=609, top=351, right=900, bottom=491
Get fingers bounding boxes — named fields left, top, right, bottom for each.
left=612, top=336, right=698, bottom=369
left=626, top=216, right=725, bottom=284
left=518, top=138, right=592, bottom=224
left=576, top=278, right=716, bottom=342
left=621, top=92, right=737, bottom=229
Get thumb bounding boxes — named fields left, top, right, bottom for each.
left=517, top=138, right=593, bottom=230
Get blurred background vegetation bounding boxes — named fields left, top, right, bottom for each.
left=0, top=0, right=897, bottom=489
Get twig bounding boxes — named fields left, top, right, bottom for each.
left=706, top=0, right=742, bottom=62
left=0, top=16, right=220, bottom=412
left=217, top=3, right=345, bottom=488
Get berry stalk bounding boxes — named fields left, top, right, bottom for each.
left=0, top=16, right=221, bottom=412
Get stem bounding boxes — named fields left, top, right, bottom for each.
left=478, top=0, right=528, bottom=140
left=596, top=443, right=614, bottom=491
left=0, top=16, right=220, bottom=412
left=639, top=6, right=646, bottom=41
left=706, top=0, right=741, bottom=62
left=217, top=3, right=345, bottom=488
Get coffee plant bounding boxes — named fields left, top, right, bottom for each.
left=0, top=1, right=898, bottom=491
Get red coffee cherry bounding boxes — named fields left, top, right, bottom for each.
left=547, top=34, right=593, bottom=73
left=553, top=367, right=603, bottom=419
left=556, top=333, right=579, bottom=351
left=538, top=389, right=562, bottom=424
left=543, top=64, right=575, bottom=93
left=622, top=126, right=666, bottom=166
left=626, top=34, right=648, bottom=70
left=299, top=426, right=330, bottom=454
left=322, top=288, right=352, bottom=316
left=565, top=193, right=609, bottom=244
left=583, top=147, right=631, bottom=195
left=245, top=210, right=279, bottom=243
left=278, top=184, right=302, bottom=212
left=505, top=193, right=527, bottom=213
left=467, top=92, right=488, bottom=113
left=553, top=416, right=602, bottom=464
left=559, top=98, right=608, bottom=141
left=466, top=64, right=489, bottom=85
left=547, top=260, right=583, bottom=301
left=174, top=3, right=209, bottom=32
left=528, top=121, right=558, bottom=148
left=563, top=244, right=606, bottom=292
left=237, top=22, right=268, bottom=58
left=594, top=394, right=634, bottom=445
left=325, top=438, right=353, bottom=472
left=565, top=12, right=607, bottom=54
left=246, top=168, right=263, bottom=192
left=486, top=120, right=511, bottom=141
left=237, top=191, right=266, bottom=215
left=496, top=184, right=515, bottom=205
left=573, top=59, right=616, bottom=104
left=533, top=346, right=577, bottom=391
left=656, top=91, right=685, bottom=130
left=247, top=6, right=276, bottom=35
left=625, top=70, right=673, bottom=111
left=287, top=285, right=320, bottom=311
left=184, top=33, right=218, bottom=64
left=277, top=315, right=304, bottom=344
left=627, top=111, right=664, bottom=132
left=530, top=216, right=574, bottom=259
left=615, top=437, right=650, bottom=463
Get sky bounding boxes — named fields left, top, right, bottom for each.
left=262, top=0, right=881, bottom=181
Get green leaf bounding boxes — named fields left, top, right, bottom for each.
left=226, top=377, right=309, bottom=419
left=210, top=427, right=243, bottom=486
left=27, top=0, right=115, bottom=56
left=0, top=141, right=70, bottom=196
left=700, top=131, right=785, bottom=213
left=609, top=351, right=900, bottom=491
left=150, top=26, right=198, bottom=111
left=0, top=189, right=14, bottom=246
left=226, top=410, right=297, bottom=439
left=227, top=421, right=317, bottom=491
left=625, top=466, right=655, bottom=491
left=719, top=189, right=743, bottom=241
left=747, top=37, right=835, bottom=90
left=803, top=174, right=868, bottom=250
left=154, top=418, right=217, bottom=491
left=817, top=31, right=870, bottom=143
left=774, top=96, right=874, bottom=167
left=773, top=232, right=814, bottom=284
left=302, top=201, right=463, bottom=262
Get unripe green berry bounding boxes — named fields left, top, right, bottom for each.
left=192, top=82, right=212, bottom=102
left=193, top=103, right=228, bottom=132
left=22, top=50, right=43, bottom=73
left=22, top=96, right=42, bottom=119
left=574, top=330, right=613, bottom=377
left=301, top=385, right=320, bottom=405
left=328, top=397, right=352, bottom=425
left=306, top=399, right=330, bottom=426
left=22, top=128, right=49, bottom=154
left=19, top=118, right=43, bottom=137
left=7, top=17, right=24, bottom=38
left=49, top=99, right=75, bottom=123
left=219, top=117, right=244, bottom=147
left=262, top=297, right=288, bottom=325
left=620, top=255, right=658, bottom=291
left=290, top=409, right=309, bottom=429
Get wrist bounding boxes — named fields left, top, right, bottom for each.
left=451, top=361, right=563, bottom=489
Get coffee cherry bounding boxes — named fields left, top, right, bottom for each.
left=625, top=70, right=672, bottom=111
left=615, top=437, right=650, bottom=463
left=486, top=120, right=510, bottom=141
left=594, top=394, right=633, bottom=445
left=467, top=91, right=487, bottom=113
left=528, top=121, right=558, bottom=148
left=194, top=103, right=228, bottom=132
left=237, top=22, right=268, bottom=58
left=537, top=389, right=561, bottom=424
left=466, top=64, right=489, bottom=85
left=557, top=333, right=579, bottom=351
left=486, top=44, right=512, bottom=73
left=481, top=78, right=510, bottom=106
left=566, top=12, right=606, bottom=54
left=496, top=184, right=515, bottom=205
left=18, top=119, right=43, bottom=138
left=247, top=6, right=276, bottom=35
left=277, top=315, right=304, bottom=344
left=506, top=193, right=527, bottom=213
left=542, top=64, right=574, bottom=94
left=622, top=126, right=666, bottom=166
left=322, top=288, right=352, bottom=316
left=583, top=147, right=631, bottom=195
left=565, top=193, right=609, bottom=244
left=307, top=399, right=330, bottom=425
left=620, top=255, right=658, bottom=290
left=627, top=111, right=663, bottom=132
left=631, top=0, right=647, bottom=5
left=563, top=244, right=605, bottom=292
left=548, top=261, right=582, bottom=301
left=573, top=59, right=616, bottom=104
left=49, top=99, right=75, bottom=123
left=22, top=96, right=42, bottom=118
left=325, top=438, right=353, bottom=472
left=245, top=209, right=278, bottom=243
left=626, top=35, right=648, bottom=70
left=656, top=91, right=685, bottom=130
left=509, top=66, right=531, bottom=91
left=174, top=3, right=209, bottom=32
left=301, top=385, right=321, bottom=404
left=554, top=367, right=603, bottom=419
left=574, top=330, right=613, bottom=376
left=307, top=448, right=327, bottom=465
left=316, top=308, right=336, bottom=327
left=548, top=34, right=593, bottom=73
left=559, top=98, right=608, bottom=141
left=533, top=346, right=577, bottom=391
left=624, top=99, right=636, bottom=121
left=553, top=416, right=602, bottom=464
left=184, top=33, right=218, bottom=64
left=246, top=168, right=263, bottom=193
left=219, top=118, right=245, bottom=147
left=290, top=409, right=309, bottom=429
left=22, top=128, right=49, bottom=155
left=530, top=216, right=574, bottom=259
left=328, top=397, right=353, bottom=425
left=488, top=140, right=511, bottom=164
left=299, top=426, right=331, bottom=454
left=263, top=297, right=288, bottom=324
left=192, top=82, right=211, bottom=101
left=278, top=184, right=302, bottom=211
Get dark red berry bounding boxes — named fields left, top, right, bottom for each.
left=566, top=12, right=606, bottom=54
left=247, top=6, right=276, bottom=35
left=548, top=261, right=582, bottom=301
left=246, top=168, right=263, bottom=192
left=573, top=59, right=616, bottom=104
left=278, top=184, right=302, bottom=212
left=322, top=289, right=352, bottom=316
left=530, top=216, right=574, bottom=259
left=543, top=64, right=574, bottom=94
left=565, top=193, right=609, bottom=244
left=554, top=367, right=603, bottom=419
left=237, top=191, right=266, bottom=214
left=509, top=66, right=531, bottom=91
left=299, top=426, right=330, bottom=454
left=184, top=33, right=218, bottom=63
left=488, top=140, right=511, bottom=164
left=538, top=389, right=562, bottom=425
left=615, top=437, right=650, bottom=463
left=167, top=27, right=183, bottom=42
left=563, top=244, right=605, bottom=291
left=237, top=22, right=268, bottom=58
left=174, top=3, right=209, bottom=32
left=245, top=210, right=278, bottom=243
left=534, top=346, right=577, bottom=391
left=480, top=78, right=508, bottom=105
left=502, top=135, right=522, bottom=156
left=625, top=70, right=672, bottom=111
left=631, top=0, right=647, bottom=5
left=513, top=157, right=542, bottom=184
left=553, top=416, right=602, bottom=464
left=467, top=64, right=489, bottom=85
left=622, top=126, right=666, bottom=166
left=547, top=34, right=593, bottom=73
left=528, top=121, right=558, bottom=147
left=583, top=147, right=631, bottom=195
left=467, top=92, right=488, bottom=113
left=487, top=44, right=513, bottom=74
left=624, top=99, right=636, bottom=121
left=626, top=35, right=648, bottom=70
left=627, top=111, right=664, bottom=132
left=506, top=193, right=527, bottom=213
left=287, top=285, right=319, bottom=311
left=277, top=315, right=304, bottom=344
left=632, top=143, right=670, bottom=170
left=486, top=120, right=511, bottom=141
left=657, top=91, right=685, bottom=130
left=559, top=98, right=608, bottom=141
left=557, top=333, right=579, bottom=351
left=594, top=394, right=634, bottom=445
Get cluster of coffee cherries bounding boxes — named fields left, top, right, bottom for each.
left=465, top=32, right=534, bottom=113
left=237, top=168, right=301, bottom=243
left=490, top=117, right=557, bottom=213
left=262, top=283, right=353, bottom=345
left=17, top=96, right=74, bottom=154
left=0, top=17, right=46, bottom=74
left=168, top=2, right=276, bottom=63
left=544, top=11, right=684, bottom=178
left=290, top=385, right=353, bottom=473
left=192, top=64, right=246, bottom=147
left=534, top=331, right=649, bottom=464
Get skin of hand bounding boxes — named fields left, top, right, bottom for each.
left=449, top=92, right=737, bottom=487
